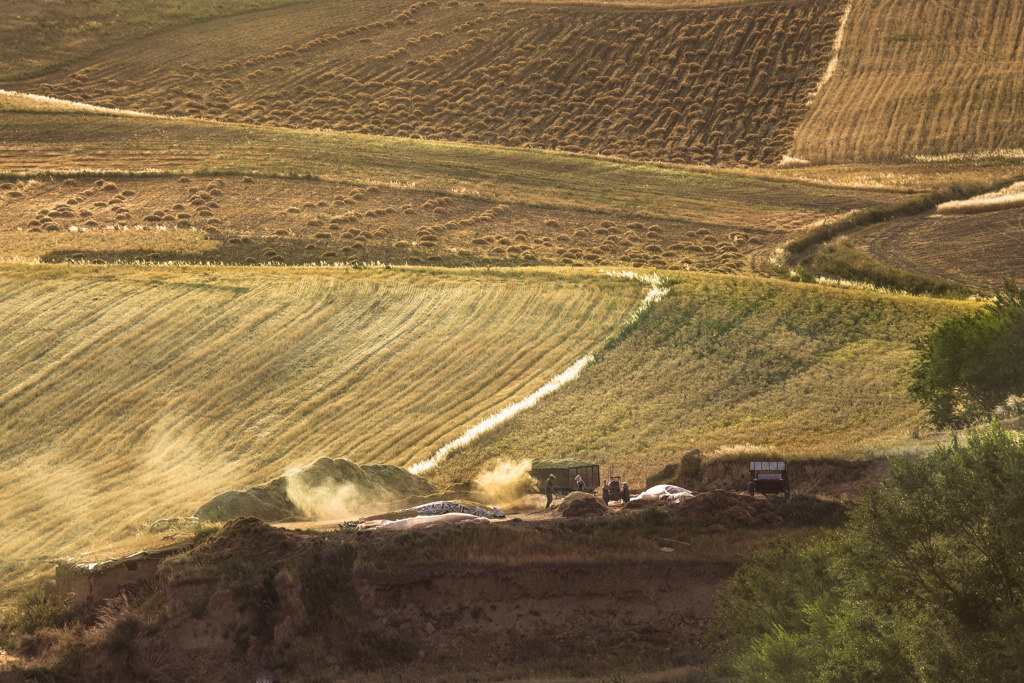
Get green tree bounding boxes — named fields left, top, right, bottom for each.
left=716, top=425, right=1024, bottom=682
left=909, top=281, right=1024, bottom=426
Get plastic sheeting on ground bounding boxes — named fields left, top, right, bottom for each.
left=634, top=484, right=694, bottom=503
left=377, top=512, right=492, bottom=531
left=411, top=501, right=505, bottom=518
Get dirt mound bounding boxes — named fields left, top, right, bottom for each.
left=195, top=457, right=435, bottom=523
left=699, top=458, right=888, bottom=500
left=190, top=516, right=302, bottom=564
left=675, top=491, right=783, bottom=529
left=558, top=492, right=608, bottom=518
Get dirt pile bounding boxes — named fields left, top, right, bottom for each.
left=674, top=491, right=783, bottom=529
left=558, top=492, right=608, bottom=518
left=699, top=457, right=888, bottom=500
left=195, top=457, right=435, bottom=523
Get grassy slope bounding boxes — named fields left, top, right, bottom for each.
left=792, top=0, right=1024, bottom=162
left=738, top=159, right=1024, bottom=194
left=0, top=0, right=310, bottom=81
left=435, top=274, right=975, bottom=486
left=0, top=96, right=900, bottom=223
left=0, top=264, right=643, bottom=595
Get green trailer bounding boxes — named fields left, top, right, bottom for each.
left=530, top=459, right=600, bottom=494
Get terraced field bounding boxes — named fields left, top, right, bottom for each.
left=793, top=0, right=1024, bottom=162
left=0, top=264, right=644, bottom=594
left=15, top=0, right=846, bottom=165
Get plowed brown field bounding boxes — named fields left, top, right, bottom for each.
left=859, top=207, right=1024, bottom=289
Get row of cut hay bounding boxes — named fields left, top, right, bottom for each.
left=936, top=182, right=1024, bottom=215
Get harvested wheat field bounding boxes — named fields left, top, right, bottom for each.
left=0, top=173, right=794, bottom=272
left=13, top=0, right=847, bottom=165
left=792, top=0, right=1024, bottom=162
left=0, top=264, right=644, bottom=595
left=0, top=95, right=908, bottom=272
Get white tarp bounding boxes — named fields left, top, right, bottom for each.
left=377, top=512, right=491, bottom=531
left=635, top=484, right=694, bottom=503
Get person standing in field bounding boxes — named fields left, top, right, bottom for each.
left=545, top=474, right=556, bottom=509
left=575, top=473, right=585, bottom=491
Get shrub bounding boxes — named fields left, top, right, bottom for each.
left=716, top=424, right=1024, bottom=681
left=909, top=281, right=1024, bottom=426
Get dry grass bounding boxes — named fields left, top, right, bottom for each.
left=0, top=173, right=792, bottom=271
left=852, top=206, right=1024, bottom=290
left=936, top=182, right=1024, bottom=215
left=14, top=0, right=846, bottom=166
left=792, top=0, right=1024, bottom=162
left=0, top=264, right=644, bottom=598
left=0, top=0, right=312, bottom=81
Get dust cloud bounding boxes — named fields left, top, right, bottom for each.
left=472, top=459, right=541, bottom=508
left=284, top=476, right=376, bottom=522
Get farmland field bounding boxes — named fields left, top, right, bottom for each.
left=0, top=264, right=644, bottom=595
left=855, top=207, right=1024, bottom=290
left=793, top=0, right=1024, bottom=162
left=2, top=0, right=1024, bottom=677
left=438, top=274, right=974, bottom=485
left=11, top=0, right=847, bottom=165
left=0, top=94, right=906, bottom=272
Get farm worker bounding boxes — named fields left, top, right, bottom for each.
left=545, top=474, right=556, bottom=509
left=621, top=482, right=631, bottom=504
left=575, top=474, right=584, bottom=491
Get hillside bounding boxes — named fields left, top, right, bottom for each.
left=434, top=274, right=974, bottom=485
left=0, top=95, right=904, bottom=272
left=12, top=0, right=847, bottom=165
left=0, top=264, right=644, bottom=596
left=0, top=0, right=309, bottom=81
left=792, top=0, right=1024, bottom=162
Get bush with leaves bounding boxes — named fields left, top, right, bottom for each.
left=715, top=424, right=1024, bottom=681
left=909, top=281, right=1024, bottom=427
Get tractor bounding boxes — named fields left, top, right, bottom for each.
left=601, top=476, right=631, bottom=504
